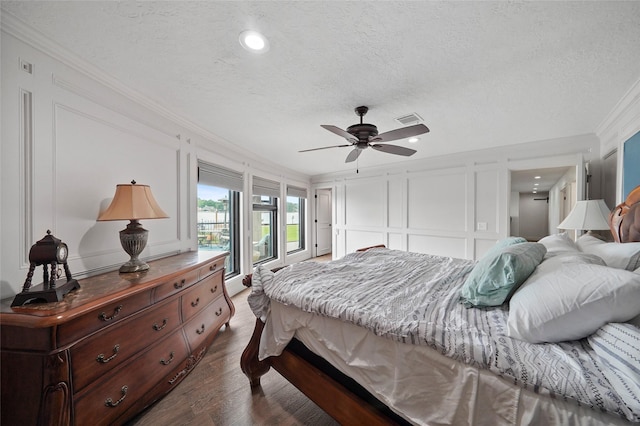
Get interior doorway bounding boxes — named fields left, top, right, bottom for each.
left=510, top=166, right=576, bottom=239
left=315, top=188, right=332, bottom=257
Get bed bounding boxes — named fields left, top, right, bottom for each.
left=240, top=186, right=640, bottom=425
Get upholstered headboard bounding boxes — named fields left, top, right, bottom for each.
left=609, top=185, right=640, bottom=243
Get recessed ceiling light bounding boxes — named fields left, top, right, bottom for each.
left=408, top=137, right=419, bottom=143
left=534, top=176, right=541, bottom=179
left=239, top=30, right=269, bottom=53
left=534, top=183, right=539, bottom=186
left=533, top=191, right=537, bottom=194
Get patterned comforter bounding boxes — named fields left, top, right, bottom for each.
left=248, top=248, right=638, bottom=422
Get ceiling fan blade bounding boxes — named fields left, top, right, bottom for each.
left=370, top=124, right=430, bottom=143
left=299, top=144, right=352, bottom=153
left=345, top=148, right=362, bottom=163
left=371, top=144, right=417, bottom=157
left=321, top=125, right=358, bottom=143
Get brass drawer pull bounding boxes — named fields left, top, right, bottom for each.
left=99, top=305, right=123, bottom=322
left=215, top=307, right=223, bottom=317
left=97, top=344, right=120, bottom=363
left=209, top=263, right=217, bottom=271
left=105, top=385, right=128, bottom=407
left=210, top=285, right=218, bottom=294
left=191, top=298, right=200, bottom=308
left=173, top=278, right=186, bottom=289
left=160, top=351, right=175, bottom=365
left=196, top=324, right=205, bottom=335
left=153, top=318, right=168, bottom=331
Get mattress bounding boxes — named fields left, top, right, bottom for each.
left=262, top=301, right=632, bottom=426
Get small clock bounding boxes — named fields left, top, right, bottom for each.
left=57, top=243, right=68, bottom=263
left=12, top=230, right=80, bottom=307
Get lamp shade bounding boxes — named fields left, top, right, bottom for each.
left=98, top=181, right=168, bottom=221
left=558, top=199, right=610, bottom=230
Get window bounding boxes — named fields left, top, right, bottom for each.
left=197, top=161, right=242, bottom=277
left=286, top=185, right=307, bottom=253
left=252, top=177, right=280, bottom=264
left=252, top=195, right=277, bottom=263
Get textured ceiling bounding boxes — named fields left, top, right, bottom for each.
left=3, top=1, right=640, bottom=177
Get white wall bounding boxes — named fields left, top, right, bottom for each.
left=548, top=167, right=577, bottom=235
left=518, top=192, right=549, bottom=241
left=597, top=77, right=640, bottom=204
left=509, top=191, right=520, bottom=236
left=0, top=18, right=310, bottom=298
left=313, top=137, right=597, bottom=260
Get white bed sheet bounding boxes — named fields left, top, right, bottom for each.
left=260, top=301, right=632, bottom=426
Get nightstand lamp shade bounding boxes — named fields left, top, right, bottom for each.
left=98, top=181, right=169, bottom=273
left=558, top=199, right=610, bottom=231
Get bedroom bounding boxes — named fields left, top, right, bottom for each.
left=1, top=1, right=640, bottom=425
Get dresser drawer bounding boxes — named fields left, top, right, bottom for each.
left=181, top=271, right=224, bottom=322
left=58, top=290, right=152, bottom=347
left=153, top=268, right=199, bottom=302
left=198, top=258, right=224, bottom=280
left=183, top=295, right=231, bottom=351
left=71, top=299, right=180, bottom=392
left=74, top=331, right=188, bottom=426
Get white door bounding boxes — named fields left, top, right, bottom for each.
left=315, top=189, right=332, bottom=256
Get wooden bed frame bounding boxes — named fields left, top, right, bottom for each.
left=240, top=191, right=640, bottom=425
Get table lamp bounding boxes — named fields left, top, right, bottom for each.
left=98, top=180, right=169, bottom=272
left=558, top=199, right=610, bottom=233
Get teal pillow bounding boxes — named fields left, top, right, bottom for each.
left=460, top=242, right=546, bottom=307
left=485, top=237, right=527, bottom=258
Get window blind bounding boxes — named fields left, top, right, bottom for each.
left=287, top=185, right=307, bottom=198
left=198, top=161, right=243, bottom=192
left=253, top=176, right=280, bottom=197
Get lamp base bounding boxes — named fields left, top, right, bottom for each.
left=119, top=259, right=149, bottom=273
left=119, top=219, right=149, bottom=274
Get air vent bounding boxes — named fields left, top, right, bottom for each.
left=394, top=113, right=423, bottom=125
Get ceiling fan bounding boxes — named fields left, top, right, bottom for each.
left=299, top=106, right=430, bottom=163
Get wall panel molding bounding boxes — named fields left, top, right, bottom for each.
left=20, top=89, right=33, bottom=267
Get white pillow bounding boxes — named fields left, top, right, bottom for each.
left=576, top=234, right=640, bottom=270
left=588, top=323, right=640, bottom=417
left=507, top=263, right=640, bottom=343
left=535, top=251, right=605, bottom=272
left=538, top=233, right=579, bottom=257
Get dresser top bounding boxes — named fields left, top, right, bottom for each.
left=0, top=251, right=227, bottom=327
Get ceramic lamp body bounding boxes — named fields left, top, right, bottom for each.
left=119, top=220, right=149, bottom=272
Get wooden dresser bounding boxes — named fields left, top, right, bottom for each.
left=0, top=251, right=234, bottom=426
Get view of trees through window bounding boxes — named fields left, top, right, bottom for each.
left=197, top=184, right=238, bottom=276
left=252, top=195, right=277, bottom=264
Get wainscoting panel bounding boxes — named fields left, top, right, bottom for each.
left=345, top=230, right=385, bottom=254
left=53, top=103, right=180, bottom=273
left=388, top=233, right=403, bottom=250
left=388, top=178, right=403, bottom=228
left=475, top=169, right=500, bottom=233
left=407, top=171, right=467, bottom=232
left=407, top=234, right=467, bottom=259
left=345, top=180, right=385, bottom=228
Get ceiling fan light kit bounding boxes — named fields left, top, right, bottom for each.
left=300, top=106, right=429, bottom=164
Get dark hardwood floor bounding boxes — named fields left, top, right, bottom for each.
left=128, top=281, right=339, bottom=425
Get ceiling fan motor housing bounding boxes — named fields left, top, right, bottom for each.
left=346, top=123, right=378, bottom=141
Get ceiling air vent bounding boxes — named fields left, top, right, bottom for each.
left=394, top=113, right=423, bottom=126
